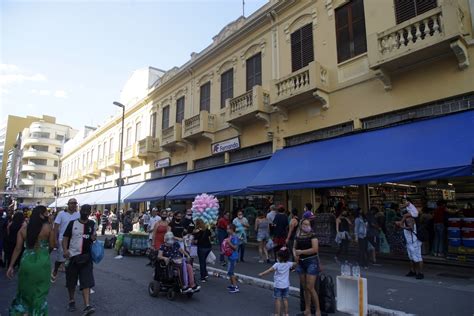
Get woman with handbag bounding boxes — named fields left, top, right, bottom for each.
left=193, top=219, right=212, bottom=282
left=7, top=206, right=55, bottom=316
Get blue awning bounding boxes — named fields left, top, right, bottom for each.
left=248, top=111, right=474, bottom=192
left=79, top=183, right=143, bottom=206
left=124, top=175, right=185, bottom=203
left=166, top=159, right=269, bottom=200
left=95, top=183, right=144, bottom=205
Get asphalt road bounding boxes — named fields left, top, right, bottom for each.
left=1, top=248, right=304, bottom=316
left=2, top=244, right=474, bottom=316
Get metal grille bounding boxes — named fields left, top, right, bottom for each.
left=362, top=94, right=474, bottom=130
left=229, top=142, right=272, bottom=163
left=194, top=154, right=225, bottom=170
left=285, top=122, right=354, bottom=147
left=165, top=163, right=187, bottom=176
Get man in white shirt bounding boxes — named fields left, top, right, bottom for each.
left=143, top=211, right=151, bottom=232
left=398, top=197, right=423, bottom=279
left=148, top=208, right=160, bottom=244
left=51, top=198, right=80, bottom=282
left=266, top=205, right=277, bottom=223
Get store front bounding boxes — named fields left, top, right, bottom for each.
left=248, top=110, right=474, bottom=263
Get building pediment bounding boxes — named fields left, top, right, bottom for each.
left=213, top=16, right=247, bottom=46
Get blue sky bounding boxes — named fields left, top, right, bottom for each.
left=0, top=0, right=267, bottom=129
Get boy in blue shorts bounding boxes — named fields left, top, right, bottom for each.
left=225, top=224, right=240, bottom=293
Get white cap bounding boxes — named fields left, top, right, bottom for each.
left=166, top=208, right=171, bottom=211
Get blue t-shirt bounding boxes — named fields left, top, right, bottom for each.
left=229, top=235, right=240, bottom=261
left=159, top=241, right=181, bottom=259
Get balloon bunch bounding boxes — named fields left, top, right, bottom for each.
left=191, top=193, right=219, bottom=227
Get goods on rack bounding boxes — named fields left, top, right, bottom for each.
left=116, top=232, right=148, bottom=256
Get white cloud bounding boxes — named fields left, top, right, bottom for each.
left=54, top=90, right=68, bottom=98
left=0, top=64, right=47, bottom=86
left=0, top=64, right=20, bottom=72
left=39, top=90, right=51, bottom=96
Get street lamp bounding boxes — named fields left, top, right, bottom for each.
left=113, top=101, right=125, bottom=230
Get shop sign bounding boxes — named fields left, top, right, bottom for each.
left=211, top=137, right=240, bottom=154
left=154, top=158, right=170, bottom=169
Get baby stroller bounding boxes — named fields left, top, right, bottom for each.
left=148, top=257, right=198, bottom=300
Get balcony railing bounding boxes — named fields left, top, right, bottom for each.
left=161, top=124, right=183, bottom=148
left=183, top=111, right=216, bottom=140
left=138, top=136, right=160, bottom=157
left=271, top=61, right=329, bottom=108
left=368, top=3, right=468, bottom=83
left=228, top=85, right=271, bottom=124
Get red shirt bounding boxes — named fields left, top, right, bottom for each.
left=217, top=217, right=229, bottom=230
left=433, top=206, right=446, bottom=224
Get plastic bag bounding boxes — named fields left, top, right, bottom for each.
left=265, top=239, right=274, bottom=251
left=317, top=273, right=336, bottom=313
left=379, top=231, right=391, bottom=254
left=114, top=234, right=124, bottom=252
left=91, top=240, right=105, bottom=264
left=206, top=251, right=216, bottom=264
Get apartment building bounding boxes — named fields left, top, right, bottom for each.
left=58, top=0, right=473, bottom=213
left=17, top=116, right=77, bottom=206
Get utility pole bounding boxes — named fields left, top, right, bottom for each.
left=242, top=0, right=245, bottom=17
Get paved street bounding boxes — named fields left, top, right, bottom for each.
left=2, top=242, right=474, bottom=316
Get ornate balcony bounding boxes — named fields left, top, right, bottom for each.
left=227, top=86, right=271, bottom=130
left=105, top=152, right=120, bottom=170
left=161, top=124, right=184, bottom=152
left=138, top=136, right=161, bottom=158
left=84, top=162, right=99, bottom=178
left=182, top=111, right=216, bottom=142
left=270, top=61, right=330, bottom=115
left=368, top=2, right=469, bottom=90
left=123, top=143, right=141, bottom=163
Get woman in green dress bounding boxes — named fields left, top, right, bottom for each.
left=7, top=205, right=55, bottom=315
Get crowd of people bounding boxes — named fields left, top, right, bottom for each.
left=0, top=195, right=433, bottom=316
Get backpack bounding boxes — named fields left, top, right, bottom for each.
left=318, top=273, right=336, bottom=313
left=413, top=217, right=428, bottom=242
left=221, top=238, right=233, bottom=257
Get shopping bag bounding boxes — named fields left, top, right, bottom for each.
left=265, top=239, right=274, bottom=250
left=91, top=240, right=105, bottom=264
left=206, top=251, right=216, bottom=264
left=379, top=231, right=391, bottom=254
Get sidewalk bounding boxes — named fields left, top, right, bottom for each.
left=204, top=245, right=474, bottom=316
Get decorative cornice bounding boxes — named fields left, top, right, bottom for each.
left=283, top=10, right=318, bottom=43
left=240, top=39, right=267, bottom=66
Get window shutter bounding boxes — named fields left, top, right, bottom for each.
left=246, top=53, right=261, bottom=91
left=301, top=23, right=314, bottom=69
left=352, top=0, right=367, bottom=56
left=176, top=97, right=185, bottom=123
left=162, top=106, right=170, bottom=129
left=395, top=0, right=437, bottom=24
left=200, top=82, right=210, bottom=112
left=291, top=31, right=302, bottom=72
left=221, top=69, right=233, bottom=108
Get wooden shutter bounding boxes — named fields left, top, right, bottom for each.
left=352, top=0, right=367, bottom=57
left=162, top=106, right=170, bottom=129
left=220, top=69, right=233, bottom=108
left=150, top=113, right=157, bottom=138
left=395, top=0, right=437, bottom=24
left=291, top=23, right=314, bottom=72
left=246, top=53, right=262, bottom=91
left=176, top=97, right=185, bottom=123
left=200, top=82, right=210, bottom=112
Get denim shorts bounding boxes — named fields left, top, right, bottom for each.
left=273, top=287, right=289, bottom=299
left=296, top=257, right=319, bottom=276
left=227, top=259, right=236, bottom=277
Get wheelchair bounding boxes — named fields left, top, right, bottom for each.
left=148, top=258, right=198, bottom=300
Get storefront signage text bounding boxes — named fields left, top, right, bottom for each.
left=154, top=158, right=170, bottom=169
left=211, top=137, right=240, bottom=154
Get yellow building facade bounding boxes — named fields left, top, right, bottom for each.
left=58, top=0, right=474, bottom=211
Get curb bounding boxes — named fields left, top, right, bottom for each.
left=196, top=264, right=415, bottom=316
